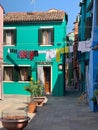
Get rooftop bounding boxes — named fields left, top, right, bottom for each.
left=4, top=9, right=67, bottom=23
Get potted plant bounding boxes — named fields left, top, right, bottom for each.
left=94, top=89, right=98, bottom=104
left=24, top=78, right=44, bottom=113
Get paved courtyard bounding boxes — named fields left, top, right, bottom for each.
left=0, top=92, right=98, bottom=130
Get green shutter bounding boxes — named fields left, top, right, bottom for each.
left=3, top=30, right=6, bottom=45
left=13, top=66, right=19, bottom=82
left=13, top=29, right=16, bottom=45
left=51, top=28, right=54, bottom=45
left=15, top=29, right=17, bottom=45
left=38, top=29, right=42, bottom=45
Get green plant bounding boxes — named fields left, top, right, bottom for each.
left=94, top=90, right=98, bottom=97
left=24, top=78, right=44, bottom=100
left=90, top=96, right=97, bottom=103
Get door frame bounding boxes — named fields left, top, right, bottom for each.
left=37, top=65, right=52, bottom=94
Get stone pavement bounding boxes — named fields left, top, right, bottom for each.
left=0, top=92, right=98, bottom=130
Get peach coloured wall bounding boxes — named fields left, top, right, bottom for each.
left=0, top=5, right=3, bottom=99
left=0, top=6, right=3, bottom=59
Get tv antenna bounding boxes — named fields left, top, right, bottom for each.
left=31, top=0, right=36, bottom=11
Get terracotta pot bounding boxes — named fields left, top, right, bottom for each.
left=33, top=97, right=45, bottom=106
left=0, top=116, right=30, bottom=130
left=28, top=102, right=37, bottom=113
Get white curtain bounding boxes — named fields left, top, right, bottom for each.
left=37, top=66, right=44, bottom=86
left=6, top=32, right=12, bottom=45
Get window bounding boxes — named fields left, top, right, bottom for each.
left=3, top=67, right=13, bottom=81
left=19, top=67, right=30, bottom=81
left=3, top=66, right=31, bottom=82
left=38, top=28, right=54, bottom=46
left=85, top=17, right=92, bottom=39
left=4, top=29, right=16, bottom=45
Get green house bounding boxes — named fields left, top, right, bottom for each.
left=3, top=9, right=68, bottom=96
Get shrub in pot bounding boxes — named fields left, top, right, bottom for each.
left=24, top=78, right=44, bottom=112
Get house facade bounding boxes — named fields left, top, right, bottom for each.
left=3, top=9, right=68, bottom=96
left=0, top=5, right=4, bottom=99
left=88, top=0, right=98, bottom=111
left=73, top=15, right=79, bottom=89
left=78, top=0, right=98, bottom=111
left=78, top=0, right=91, bottom=93
left=66, top=32, right=74, bottom=87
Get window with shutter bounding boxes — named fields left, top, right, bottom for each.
left=19, top=67, right=29, bottom=81
left=3, top=67, right=13, bottom=81
left=38, top=28, right=54, bottom=46
left=85, top=17, right=92, bottom=40
left=3, top=29, right=16, bottom=46
left=3, top=66, right=31, bottom=82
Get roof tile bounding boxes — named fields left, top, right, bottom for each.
left=4, top=9, right=66, bottom=23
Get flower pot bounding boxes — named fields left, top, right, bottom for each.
left=28, top=102, right=37, bottom=113
left=0, top=116, right=30, bottom=130
left=33, top=97, right=45, bottom=106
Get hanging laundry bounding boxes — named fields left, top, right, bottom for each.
left=17, top=51, right=20, bottom=58
left=61, top=48, right=65, bottom=54
left=20, top=51, right=24, bottom=58
left=30, top=51, right=34, bottom=60
left=56, top=48, right=60, bottom=62
left=65, top=46, right=69, bottom=53
left=69, top=46, right=73, bottom=53
left=46, top=50, right=56, bottom=61
left=38, top=50, right=46, bottom=54
left=49, top=49, right=56, bottom=59
left=34, top=50, right=38, bottom=56
left=27, top=51, right=30, bottom=59
left=46, top=50, right=51, bottom=61
left=23, top=51, right=27, bottom=58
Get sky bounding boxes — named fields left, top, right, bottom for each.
left=0, top=0, right=80, bottom=33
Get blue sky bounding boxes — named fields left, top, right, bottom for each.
left=0, top=0, right=80, bottom=33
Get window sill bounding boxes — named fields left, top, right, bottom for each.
left=3, top=81, right=14, bottom=83
left=3, top=45, right=15, bottom=46
left=3, top=81, right=29, bottom=83
left=18, top=81, right=29, bottom=83
left=40, top=45, right=53, bottom=47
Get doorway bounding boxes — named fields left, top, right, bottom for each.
left=43, top=66, right=51, bottom=94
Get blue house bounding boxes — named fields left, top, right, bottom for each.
left=78, top=0, right=98, bottom=111
left=78, top=0, right=91, bottom=93
left=88, top=0, right=98, bottom=111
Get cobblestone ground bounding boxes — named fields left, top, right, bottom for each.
left=0, top=92, right=98, bottom=130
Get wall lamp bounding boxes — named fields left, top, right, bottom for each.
left=58, top=64, right=63, bottom=71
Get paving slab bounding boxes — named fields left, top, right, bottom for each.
left=0, top=92, right=98, bottom=130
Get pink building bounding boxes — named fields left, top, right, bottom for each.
left=0, top=5, right=4, bottom=99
